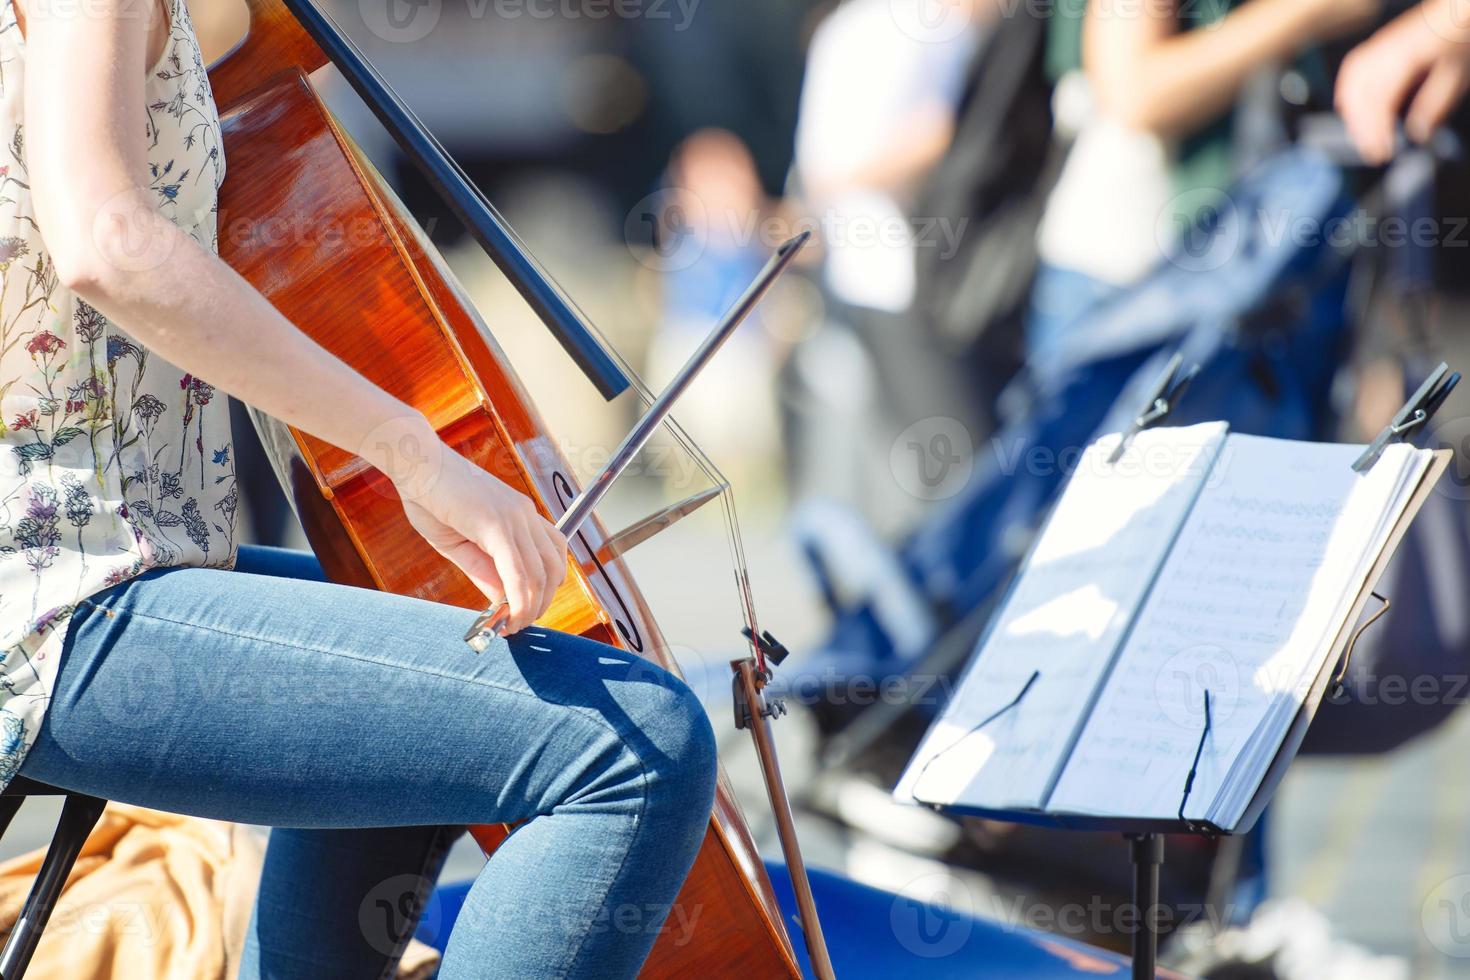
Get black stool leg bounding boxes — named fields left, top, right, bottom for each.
left=0, top=793, right=106, bottom=980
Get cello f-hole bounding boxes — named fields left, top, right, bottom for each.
left=553, top=470, right=644, bottom=652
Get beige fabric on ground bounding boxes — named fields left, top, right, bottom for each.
left=0, top=804, right=440, bottom=979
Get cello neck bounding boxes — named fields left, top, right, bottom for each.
left=209, top=0, right=631, bottom=401
left=208, top=0, right=326, bottom=108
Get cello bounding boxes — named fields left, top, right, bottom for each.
left=206, top=1, right=834, bottom=976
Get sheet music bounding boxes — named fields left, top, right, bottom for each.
left=895, top=423, right=1228, bottom=811
left=1047, top=437, right=1428, bottom=822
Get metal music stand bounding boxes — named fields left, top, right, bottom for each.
left=918, top=359, right=1457, bottom=979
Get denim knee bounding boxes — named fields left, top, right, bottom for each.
left=632, top=668, right=719, bottom=819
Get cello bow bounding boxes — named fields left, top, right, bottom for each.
left=207, top=1, right=835, bottom=976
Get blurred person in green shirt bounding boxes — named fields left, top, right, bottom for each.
left=1028, top=0, right=1381, bottom=355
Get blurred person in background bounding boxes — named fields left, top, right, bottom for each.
left=1336, top=0, right=1470, bottom=162
left=781, top=0, right=988, bottom=536
left=1029, top=0, right=1384, bottom=357
left=640, top=129, right=788, bottom=489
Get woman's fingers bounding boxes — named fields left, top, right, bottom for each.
left=1336, top=45, right=1415, bottom=164
left=491, top=524, right=539, bottom=634
left=438, top=537, right=506, bottom=606
left=513, top=521, right=550, bottom=632
left=536, top=519, right=568, bottom=599
left=1337, top=0, right=1470, bottom=162
left=1406, top=56, right=1470, bottom=141
left=401, top=448, right=567, bottom=635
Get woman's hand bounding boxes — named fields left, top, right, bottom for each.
left=1336, top=0, right=1470, bottom=164
left=388, top=430, right=568, bottom=635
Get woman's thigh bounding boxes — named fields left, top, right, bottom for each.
left=20, top=555, right=707, bottom=831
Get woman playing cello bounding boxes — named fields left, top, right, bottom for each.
left=0, top=0, right=718, bottom=976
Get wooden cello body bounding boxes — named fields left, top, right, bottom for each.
left=207, top=4, right=801, bottom=976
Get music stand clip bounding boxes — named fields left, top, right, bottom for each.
left=1353, top=361, right=1459, bottom=472
left=1108, top=354, right=1202, bottom=464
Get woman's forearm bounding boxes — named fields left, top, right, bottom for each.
left=71, top=191, right=436, bottom=485
left=24, top=0, right=436, bottom=486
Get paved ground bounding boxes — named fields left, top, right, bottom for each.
left=1272, top=706, right=1470, bottom=977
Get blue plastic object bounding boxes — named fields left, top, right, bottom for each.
left=415, top=861, right=1140, bottom=978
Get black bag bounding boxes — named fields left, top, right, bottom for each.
left=909, top=1, right=1056, bottom=407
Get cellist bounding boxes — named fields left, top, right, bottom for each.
left=0, top=0, right=720, bottom=976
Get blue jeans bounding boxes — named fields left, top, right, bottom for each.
left=18, top=546, right=718, bottom=979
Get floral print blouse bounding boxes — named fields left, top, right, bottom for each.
left=0, top=0, right=235, bottom=787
